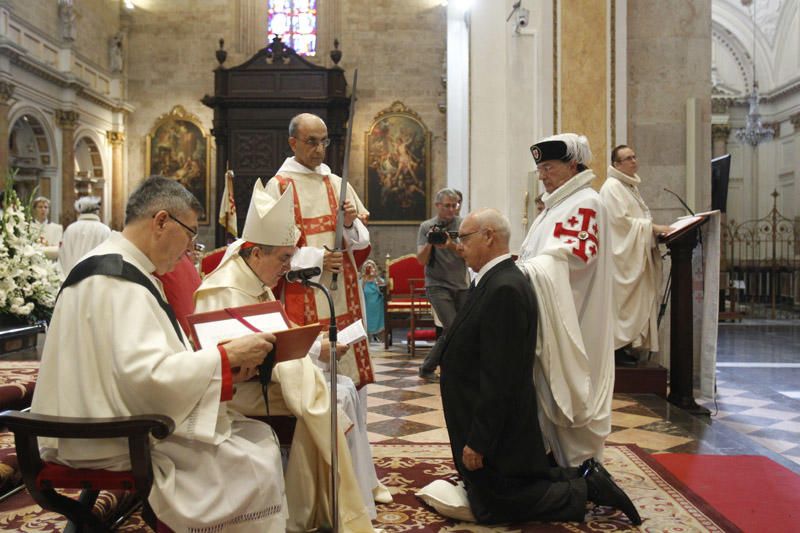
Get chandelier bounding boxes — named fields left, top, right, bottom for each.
left=735, top=0, right=774, bottom=146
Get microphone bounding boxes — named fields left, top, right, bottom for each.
left=663, top=188, right=695, bottom=216
left=285, top=266, right=322, bottom=283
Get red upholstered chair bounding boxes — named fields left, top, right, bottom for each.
left=383, top=254, right=427, bottom=348
left=0, top=410, right=174, bottom=532
left=155, top=252, right=203, bottom=338
left=200, top=246, right=227, bottom=276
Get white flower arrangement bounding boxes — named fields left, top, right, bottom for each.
left=0, top=187, right=64, bottom=324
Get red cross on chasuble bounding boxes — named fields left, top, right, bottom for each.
left=553, top=207, right=599, bottom=263
left=275, top=175, right=374, bottom=388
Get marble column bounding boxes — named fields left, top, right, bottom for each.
left=0, top=81, right=15, bottom=189
left=711, top=124, right=731, bottom=158
left=55, top=110, right=79, bottom=226
left=559, top=0, right=611, bottom=185
left=106, top=130, right=125, bottom=230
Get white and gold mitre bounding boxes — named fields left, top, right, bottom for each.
left=241, top=179, right=300, bottom=247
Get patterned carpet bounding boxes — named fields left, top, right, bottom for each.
left=371, top=443, right=738, bottom=532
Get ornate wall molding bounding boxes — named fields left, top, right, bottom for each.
left=790, top=112, right=800, bottom=131
left=712, top=124, right=732, bottom=141
left=106, top=130, right=125, bottom=145
left=55, top=110, right=80, bottom=129
left=0, top=81, right=14, bottom=104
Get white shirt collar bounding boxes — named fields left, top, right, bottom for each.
left=277, top=156, right=332, bottom=176
left=474, top=253, right=512, bottom=286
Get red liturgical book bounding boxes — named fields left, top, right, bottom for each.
left=186, top=301, right=323, bottom=362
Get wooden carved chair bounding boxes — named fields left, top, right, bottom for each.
left=407, top=278, right=435, bottom=356
left=0, top=410, right=174, bottom=532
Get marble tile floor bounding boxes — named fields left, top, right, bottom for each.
left=366, top=339, right=800, bottom=476
left=695, top=322, right=800, bottom=471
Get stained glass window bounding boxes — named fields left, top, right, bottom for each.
left=268, top=0, right=318, bottom=56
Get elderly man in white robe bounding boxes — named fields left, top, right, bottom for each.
left=31, top=176, right=287, bottom=532
left=59, top=195, right=112, bottom=273
left=600, top=145, right=671, bottom=365
left=194, top=181, right=378, bottom=532
left=517, top=134, right=615, bottom=468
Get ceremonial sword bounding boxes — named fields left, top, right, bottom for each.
left=329, top=69, right=358, bottom=291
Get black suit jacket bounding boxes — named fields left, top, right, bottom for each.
left=440, top=257, right=550, bottom=481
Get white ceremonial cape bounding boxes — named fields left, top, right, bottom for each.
left=194, top=255, right=376, bottom=532
left=267, top=157, right=374, bottom=388
left=59, top=213, right=112, bottom=274
left=517, top=169, right=615, bottom=467
left=599, top=166, right=662, bottom=351
left=32, top=220, right=63, bottom=260
left=31, top=232, right=286, bottom=532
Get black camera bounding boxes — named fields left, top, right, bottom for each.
left=427, top=225, right=457, bottom=245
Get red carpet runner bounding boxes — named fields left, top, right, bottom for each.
left=655, top=454, right=800, bottom=533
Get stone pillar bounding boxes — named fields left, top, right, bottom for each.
left=711, top=124, right=731, bottom=158
left=106, top=131, right=125, bottom=230
left=55, top=110, right=80, bottom=226
left=0, top=81, right=15, bottom=189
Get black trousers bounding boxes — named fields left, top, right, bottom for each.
left=464, top=466, right=588, bottom=524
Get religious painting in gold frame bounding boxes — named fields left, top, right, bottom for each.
left=145, top=105, right=212, bottom=224
left=364, top=101, right=431, bottom=225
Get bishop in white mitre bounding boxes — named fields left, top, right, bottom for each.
left=517, top=134, right=615, bottom=467
left=31, top=176, right=287, bottom=532
left=194, top=180, right=377, bottom=532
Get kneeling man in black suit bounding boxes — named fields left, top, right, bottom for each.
left=439, top=207, right=641, bottom=526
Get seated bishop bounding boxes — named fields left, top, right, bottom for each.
left=194, top=180, right=379, bottom=532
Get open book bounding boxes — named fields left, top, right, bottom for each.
left=186, top=301, right=323, bottom=362
left=659, top=213, right=710, bottom=242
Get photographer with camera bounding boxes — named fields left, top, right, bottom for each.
left=416, top=188, right=469, bottom=381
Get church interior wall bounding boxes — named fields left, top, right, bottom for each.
left=712, top=0, right=800, bottom=224
left=120, top=0, right=446, bottom=261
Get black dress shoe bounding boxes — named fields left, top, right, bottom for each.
left=583, top=459, right=642, bottom=525
left=579, top=457, right=613, bottom=479
left=615, top=348, right=639, bottom=367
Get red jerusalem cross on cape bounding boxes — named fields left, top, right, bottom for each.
left=553, top=207, right=599, bottom=262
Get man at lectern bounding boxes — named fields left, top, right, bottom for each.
left=600, top=145, right=671, bottom=366
left=194, top=181, right=378, bottom=532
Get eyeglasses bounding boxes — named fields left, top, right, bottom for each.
left=438, top=202, right=459, bottom=209
left=298, top=137, right=331, bottom=149
left=454, top=229, right=484, bottom=244
left=166, top=212, right=198, bottom=243
left=618, top=154, right=637, bottom=163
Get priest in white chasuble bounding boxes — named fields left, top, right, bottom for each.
left=265, top=112, right=374, bottom=390
left=600, top=145, right=670, bottom=358
left=517, top=134, right=615, bottom=468
left=194, top=181, right=377, bottom=532
left=31, top=176, right=287, bottom=532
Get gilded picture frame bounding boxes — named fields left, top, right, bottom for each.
left=145, top=105, right=212, bottom=224
left=364, top=101, right=431, bottom=225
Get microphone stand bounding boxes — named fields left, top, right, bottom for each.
left=291, top=275, right=339, bottom=533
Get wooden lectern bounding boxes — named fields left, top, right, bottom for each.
left=659, top=214, right=711, bottom=415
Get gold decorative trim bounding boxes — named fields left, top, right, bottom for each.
left=553, top=0, right=559, bottom=133
left=106, top=131, right=126, bottom=145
